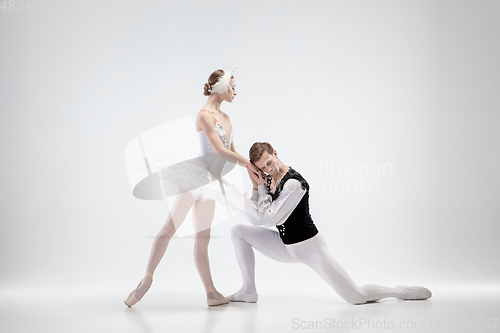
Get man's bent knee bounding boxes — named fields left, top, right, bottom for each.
left=231, top=224, right=251, bottom=241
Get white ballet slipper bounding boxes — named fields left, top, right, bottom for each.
left=228, top=289, right=258, bottom=303
left=396, top=285, right=432, bottom=300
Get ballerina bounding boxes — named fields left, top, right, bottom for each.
left=124, top=69, right=261, bottom=307
left=229, top=142, right=432, bottom=304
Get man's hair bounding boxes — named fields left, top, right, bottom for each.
left=249, top=142, right=274, bottom=164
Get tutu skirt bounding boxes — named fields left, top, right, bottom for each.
left=125, top=116, right=254, bottom=236
left=158, top=153, right=249, bottom=216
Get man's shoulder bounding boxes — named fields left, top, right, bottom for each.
left=282, top=178, right=306, bottom=191
left=283, top=168, right=309, bottom=190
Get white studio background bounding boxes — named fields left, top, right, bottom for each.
left=1, top=0, right=499, bottom=296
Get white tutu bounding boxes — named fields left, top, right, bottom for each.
left=158, top=145, right=249, bottom=217
left=125, top=116, right=252, bottom=237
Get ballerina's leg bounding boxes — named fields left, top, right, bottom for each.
left=143, top=189, right=197, bottom=279
left=124, top=189, right=197, bottom=306
left=192, top=198, right=230, bottom=304
left=192, top=198, right=216, bottom=288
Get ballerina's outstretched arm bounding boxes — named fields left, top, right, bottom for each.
left=197, top=111, right=259, bottom=175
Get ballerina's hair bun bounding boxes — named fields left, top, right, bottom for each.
left=203, top=69, right=234, bottom=96
left=203, top=83, right=212, bottom=96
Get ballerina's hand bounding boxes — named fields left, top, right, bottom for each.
left=246, top=161, right=261, bottom=176
left=246, top=167, right=258, bottom=190
left=246, top=166, right=266, bottom=187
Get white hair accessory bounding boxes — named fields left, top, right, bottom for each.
left=210, top=69, right=233, bottom=95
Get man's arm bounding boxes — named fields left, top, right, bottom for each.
left=241, top=168, right=265, bottom=226
left=243, top=190, right=262, bottom=226
left=250, top=189, right=259, bottom=203
left=254, top=179, right=306, bottom=227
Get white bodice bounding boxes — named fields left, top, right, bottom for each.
left=198, top=122, right=232, bottom=149
left=197, top=122, right=234, bottom=179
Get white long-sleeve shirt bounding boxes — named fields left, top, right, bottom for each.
left=245, top=179, right=306, bottom=227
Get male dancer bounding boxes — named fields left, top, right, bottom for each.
left=229, top=142, right=432, bottom=304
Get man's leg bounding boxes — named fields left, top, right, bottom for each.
left=288, top=234, right=407, bottom=304
left=230, top=224, right=294, bottom=302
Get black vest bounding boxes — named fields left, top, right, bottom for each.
left=270, top=167, right=318, bottom=245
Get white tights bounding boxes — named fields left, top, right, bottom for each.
left=231, top=224, right=405, bottom=304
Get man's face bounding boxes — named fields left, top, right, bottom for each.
left=254, top=150, right=278, bottom=176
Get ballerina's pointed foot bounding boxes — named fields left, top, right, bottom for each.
left=124, top=276, right=153, bottom=307
left=396, top=285, right=432, bottom=300
left=205, top=285, right=229, bottom=306
left=228, top=289, right=258, bottom=303
left=207, top=295, right=230, bottom=306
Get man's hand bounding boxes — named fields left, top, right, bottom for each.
left=268, top=177, right=278, bottom=194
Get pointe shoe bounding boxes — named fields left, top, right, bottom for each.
left=396, top=285, right=432, bottom=300
left=207, top=296, right=230, bottom=306
left=205, top=284, right=229, bottom=306
left=124, top=276, right=153, bottom=307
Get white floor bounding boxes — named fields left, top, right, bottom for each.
left=2, top=284, right=499, bottom=333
